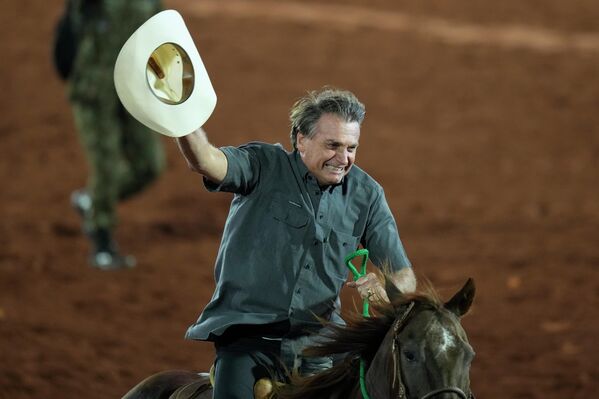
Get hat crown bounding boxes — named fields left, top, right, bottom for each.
left=146, top=42, right=194, bottom=105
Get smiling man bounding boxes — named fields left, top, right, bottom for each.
left=176, top=87, right=415, bottom=399
left=296, top=112, right=360, bottom=186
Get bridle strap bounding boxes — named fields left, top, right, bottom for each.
left=391, top=302, right=415, bottom=399
left=420, top=387, right=469, bottom=399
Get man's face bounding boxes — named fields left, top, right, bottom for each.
left=297, top=113, right=361, bottom=186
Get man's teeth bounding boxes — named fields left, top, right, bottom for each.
left=325, top=165, right=344, bottom=172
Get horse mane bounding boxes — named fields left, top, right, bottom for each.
left=277, top=277, right=443, bottom=399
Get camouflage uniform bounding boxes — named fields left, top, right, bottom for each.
left=68, top=0, right=164, bottom=232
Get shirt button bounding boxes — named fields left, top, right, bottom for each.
left=304, top=264, right=310, bottom=270
left=296, top=288, right=301, bottom=294
left=319, top=214, right=323, bottom=219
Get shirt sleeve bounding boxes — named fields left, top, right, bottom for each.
left=361, top=187, right=412, bottom=272
left=203, top=144, right=261, bottom=195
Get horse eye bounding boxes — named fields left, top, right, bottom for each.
left=403, top=350, right=417, bottom=362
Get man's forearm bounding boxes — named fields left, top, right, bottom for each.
left=390, top=267, right=417, bottom=293
left=176, top=128, right=227, bottom=183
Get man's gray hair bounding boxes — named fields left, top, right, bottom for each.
left=289, top=87, right=366, bottom=150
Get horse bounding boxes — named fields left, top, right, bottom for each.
left=122, top=277, right=476, bottom=399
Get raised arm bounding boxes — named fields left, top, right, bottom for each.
left=176, top=128, right=228, bottom=184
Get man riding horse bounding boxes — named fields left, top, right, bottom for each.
left=175, top=87, right=416, bottom=398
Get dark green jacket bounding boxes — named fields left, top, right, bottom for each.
left=68, top=0, right=162, bottom=102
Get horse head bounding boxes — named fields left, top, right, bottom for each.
left=365, top=278, right=476, bottom=399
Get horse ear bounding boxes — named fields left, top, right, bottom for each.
left=444, top=278, right=475, bottom=317
left=385, top=274, right=407, bottom=305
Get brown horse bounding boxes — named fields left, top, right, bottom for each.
left=122, top=278, right=476, bottom=399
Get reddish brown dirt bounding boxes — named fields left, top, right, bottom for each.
left=1, top=1, right=598, bottom=398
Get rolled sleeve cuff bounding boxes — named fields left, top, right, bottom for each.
left=203, top=146, right=241, bottom=193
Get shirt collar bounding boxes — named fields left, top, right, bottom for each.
left=293, top=150, right=311, bottom=181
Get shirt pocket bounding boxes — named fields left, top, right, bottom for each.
left=269, top=193, right=309, bottom=229
left=327, top=230, right=361, bottom=281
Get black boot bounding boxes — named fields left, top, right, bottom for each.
left=71, top=189, right=135, bottom=270
left=88, top=227, right=136, bottom=270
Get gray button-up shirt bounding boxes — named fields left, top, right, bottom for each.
left=185, top=142, right=411, bottom=340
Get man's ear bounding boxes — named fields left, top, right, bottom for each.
left=296, top=132, right=306, bottom=152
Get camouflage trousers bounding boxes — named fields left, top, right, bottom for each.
left=71, top=99, right=165, bottom=231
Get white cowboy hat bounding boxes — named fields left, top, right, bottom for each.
left=114, top=10, right=216, bottom=137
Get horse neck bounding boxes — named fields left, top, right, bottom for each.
left=363, top=325, right=397, bottom=398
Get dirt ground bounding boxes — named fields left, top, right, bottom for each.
left=1, top=0, right=598, bottom=398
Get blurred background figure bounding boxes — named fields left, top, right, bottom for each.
left=53, top=0, right=165, bottom=270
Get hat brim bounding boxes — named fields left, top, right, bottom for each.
left=114, top=10, right=217, bottom=137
